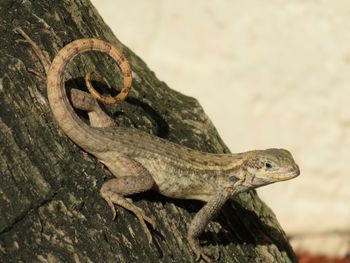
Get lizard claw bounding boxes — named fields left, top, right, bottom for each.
left=144, top=213, right=156, bottom=230
left=189, top=237, right=213, bottom=263
left=100, top=178, right=156, bottom=244
left=105, top=196, right=155, bottom=241
left=133, top=205, right=156, bottom=243
left=103, top=196, right=117, bottom=220
left=194, top=250, right=213, bottom=263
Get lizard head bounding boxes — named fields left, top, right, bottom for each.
left=241, top=148, right=300, bottom=188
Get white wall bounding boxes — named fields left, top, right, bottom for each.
left=91, top=0, right=350, bottom=257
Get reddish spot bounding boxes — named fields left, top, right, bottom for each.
left=297, top=252, right=350, bottom=263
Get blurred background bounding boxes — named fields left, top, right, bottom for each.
left=91, top=0, right=350, bottom=261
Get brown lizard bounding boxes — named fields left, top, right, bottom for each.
left=15, top=28, right=300, bottom=262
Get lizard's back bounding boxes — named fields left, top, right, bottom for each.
left=90, top=125, right=243, bottom=201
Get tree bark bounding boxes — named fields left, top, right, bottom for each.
left=0, top=1, right=296, bottom=262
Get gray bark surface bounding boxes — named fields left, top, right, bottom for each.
left=0, top=1, right=296, bottom=262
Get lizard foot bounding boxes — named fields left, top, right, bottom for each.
left=130, top=201, right=156, bottom=243
left=99, top=164, right=156, bottom=243
left=195, top=249, right=213, bottom=263
left=100, top=190, right=156, bottom=243
left=188, top=237, right=214, bottom=263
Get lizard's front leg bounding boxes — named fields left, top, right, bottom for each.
left=100, top=158, right=156, bottom=242
left=188, top=191, right=230, bottom=262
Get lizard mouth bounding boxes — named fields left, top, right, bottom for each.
left=272, top=164, right=300, bottom=181
left=259, top=164, right=300, bottom=182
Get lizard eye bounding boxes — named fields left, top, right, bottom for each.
left=265, top=162, right=272, bottom=169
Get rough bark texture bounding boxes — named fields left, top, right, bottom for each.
left=0, top=1, right=296, bottom=262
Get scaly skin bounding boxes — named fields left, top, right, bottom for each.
left=19, top=33, right=300, bottom=263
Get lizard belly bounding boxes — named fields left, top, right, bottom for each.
left=140, top=158, right=216, bottom=202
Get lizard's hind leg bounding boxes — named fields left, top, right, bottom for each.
left=70, top=89, right=115, bottom=128
left=100, top=158, right=156, bottom=243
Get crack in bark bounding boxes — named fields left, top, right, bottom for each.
left=0, top=191, right=58, bottom=237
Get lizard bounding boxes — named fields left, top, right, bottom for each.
left=15, top=28, right=300, bottom=262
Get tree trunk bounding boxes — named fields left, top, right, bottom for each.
left=0, top=1, right=296, bottom=262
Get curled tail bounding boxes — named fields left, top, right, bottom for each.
left=47, top=39, right=131, bottom=152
